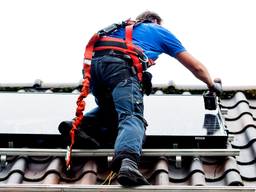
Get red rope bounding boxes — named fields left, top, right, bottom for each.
left=65, top=34, right=99, bottom=170
left=65, top=64, right=91, bottom=169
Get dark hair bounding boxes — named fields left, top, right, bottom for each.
left=136, top=11, right=162, bottom=25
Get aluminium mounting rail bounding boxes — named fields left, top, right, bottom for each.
left=0, top=148, right=240, bottom=157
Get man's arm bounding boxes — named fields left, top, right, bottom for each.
left=176, top=51, right=214, bottom=88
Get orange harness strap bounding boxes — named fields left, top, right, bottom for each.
left=125, top=24, right=143, bottom=81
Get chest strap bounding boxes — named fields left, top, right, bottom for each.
left=93, top=26, right=155, bottom=81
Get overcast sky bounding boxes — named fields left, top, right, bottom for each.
left=0, top=0, right=255, bottom=87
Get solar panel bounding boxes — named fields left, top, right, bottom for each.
left=143, top=95, right=228, bottom=148
left=0, top=93, right=228, bottom=149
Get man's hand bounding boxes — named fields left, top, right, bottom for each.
left=209, top=79, right=223, bottom=96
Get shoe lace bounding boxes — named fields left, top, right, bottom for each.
left=101, top=171, right=117, bottom=185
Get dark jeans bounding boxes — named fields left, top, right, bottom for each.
left=88, top=55, right=146, bottom=169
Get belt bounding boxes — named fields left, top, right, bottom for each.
left=93, top=49, right=137, bottom=76
left=93, top=49, right=132, bottom=61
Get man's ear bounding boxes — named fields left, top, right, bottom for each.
left=152, top=19, right=158, bottom=24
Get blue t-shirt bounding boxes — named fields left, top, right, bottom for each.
left=110, top=22, right=186, bottom=60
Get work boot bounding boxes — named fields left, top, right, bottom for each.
left=117, top=158, right=150, bottom=186
left=58, top=121, right=100, bottom=148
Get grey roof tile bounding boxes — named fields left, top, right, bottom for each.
left=5, top=157, right=26, bottom=184
left=225, top=115, right=255, bottom=134
left=24, top=157, right=62, bottom=183
left=189, top=158, right=206, bottom=186
left=224, top=103, right=254, bottom=122
left=75, top=160, right=98, bottom=185
left=231, top=127, right=256, bottom=148
left=201, top=156, right=243, bottom=186
left=221, top=92, right=248, bottom=108
left=151, top=158, right=169, bottom=185
left=236, top=143, right=256, bottom=164
left=223, top=157, right=243, bottom=186
left=238, top=163, right=256, bottom=181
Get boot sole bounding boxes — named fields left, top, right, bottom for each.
left=117, top=171, right=150, bottom=186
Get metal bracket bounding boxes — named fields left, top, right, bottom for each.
left=0, top=155, right=7, bottom=168
left=173, top=143, right=182, bottom=168
left=221, top=108, right=228, bottom=115
left=228, top=135, right=235, bottom=143
left=8, top=141, right=14, bottom=148
left=175, top=155, right=182, bottom=168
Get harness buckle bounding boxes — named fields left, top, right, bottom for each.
left=98, top=22, right=123, bottom=36
left=131, top=66, right=137, bottom=76
left=83, top=59, right=92, bottom=65
left=139, top=52, right=149, bottom=71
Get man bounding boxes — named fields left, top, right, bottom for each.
left=59, top=11, right=221, bottom=186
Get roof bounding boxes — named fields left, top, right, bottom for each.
left=0, top=86, right=256, bottom=191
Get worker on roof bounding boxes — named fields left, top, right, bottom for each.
left=59, top=10, right=222, bottom=186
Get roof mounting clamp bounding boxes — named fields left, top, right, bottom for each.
left=175, top=155, right=182, bottom=168
left=228, top=135, right=235, bottom=143
left=221, top=108, right=228, bottom=115
left=8, top=141, right=14, bottom=148
left=0, top=155, right=7, bottom=168
left=173, top=143, right=182, bottom=168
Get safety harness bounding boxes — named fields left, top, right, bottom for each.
left=65, top=19, right=154, bottom=170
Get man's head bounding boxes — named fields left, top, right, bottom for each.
left=136, top=11, right=162, bottom=25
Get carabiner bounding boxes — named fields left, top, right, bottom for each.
left=139, top=51, right=149, bottom=63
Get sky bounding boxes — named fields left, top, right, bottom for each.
left=0, top=0, right=255, bottom=87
